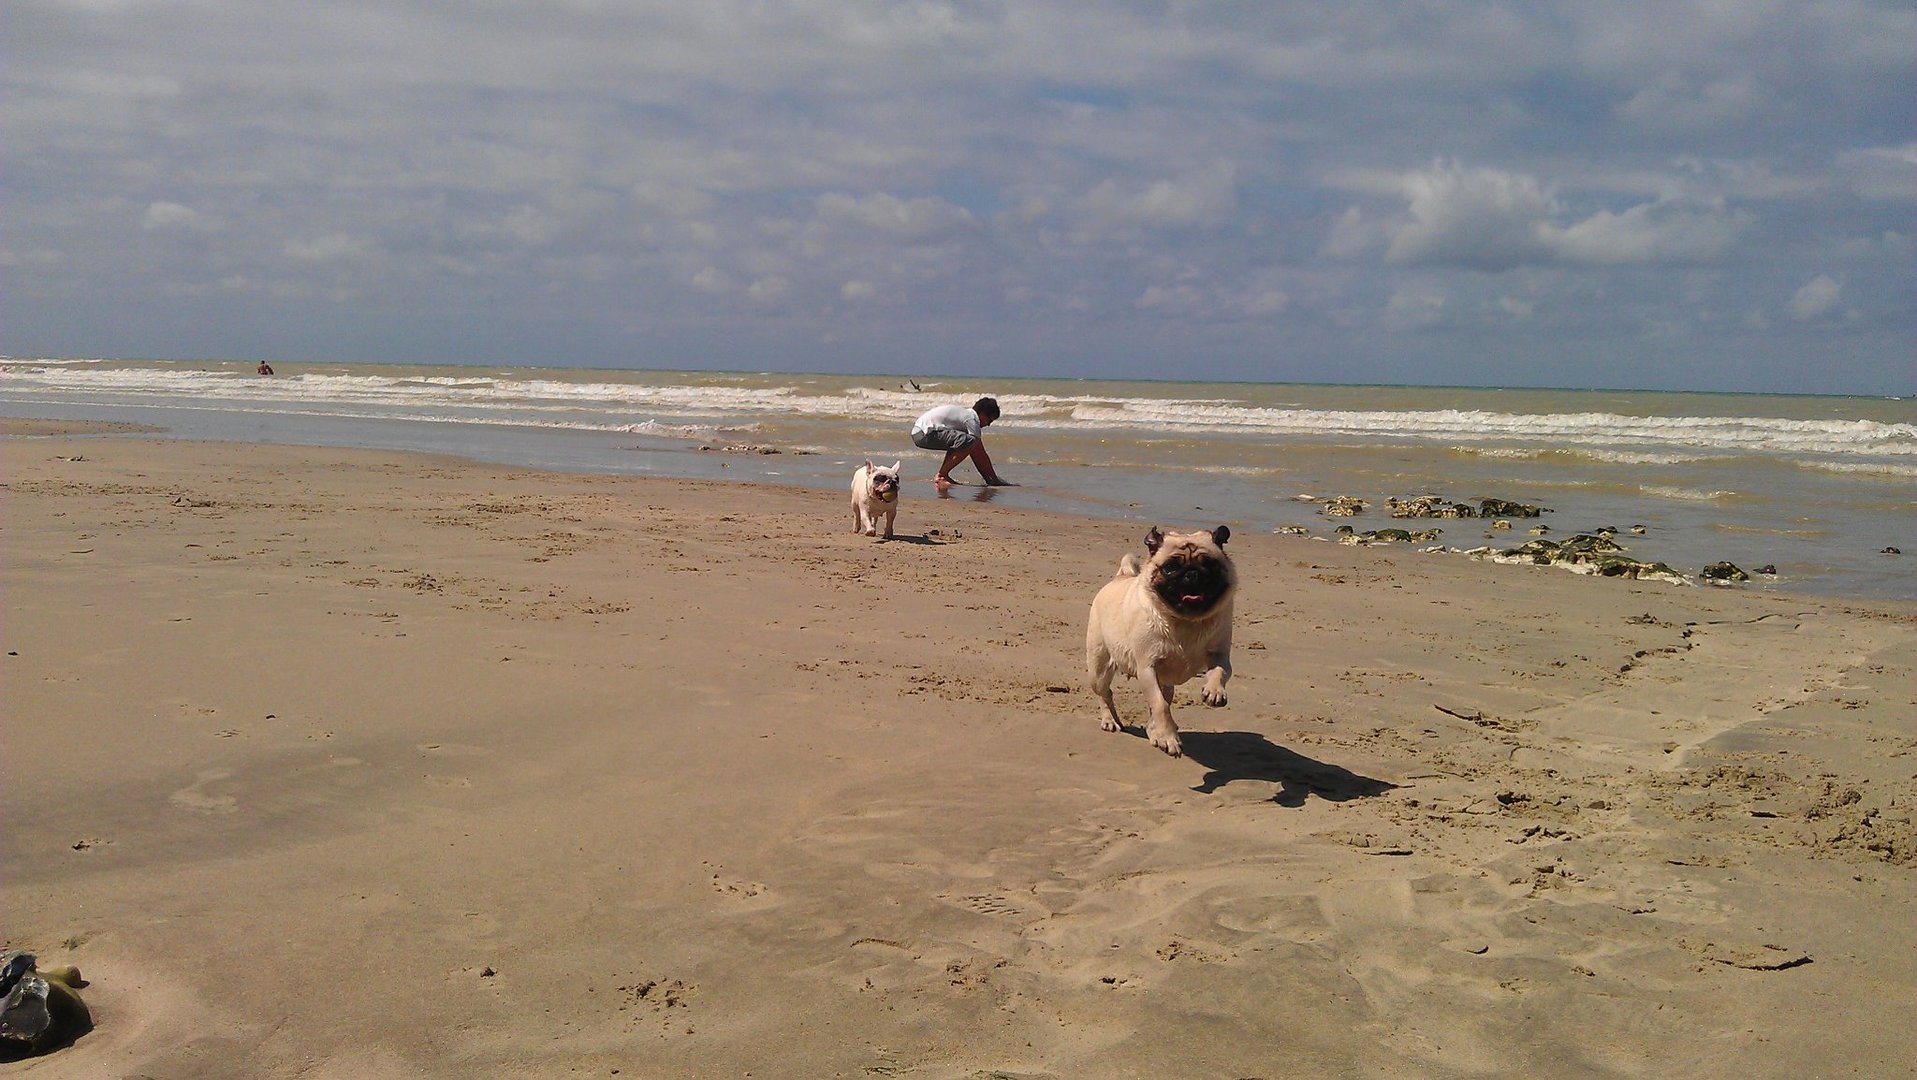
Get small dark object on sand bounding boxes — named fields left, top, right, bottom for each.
left=0, top=952, right=91, bottom=1058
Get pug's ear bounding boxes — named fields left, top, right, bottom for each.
left=1212, top=526, right=1230, bottom=547
left=1144, top=526, right=1165, bottom=554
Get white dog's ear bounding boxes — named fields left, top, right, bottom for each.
left=864, top=459, right=875, bottom=471
left=890, top=461, right=901, bottom=473
left=1144, top=526, right=1164, bottom=554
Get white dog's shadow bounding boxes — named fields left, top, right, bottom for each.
left=1173, top=730, right=1397, bottom=807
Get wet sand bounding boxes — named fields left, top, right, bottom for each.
left=4, top=425, right=1914, bottom=1078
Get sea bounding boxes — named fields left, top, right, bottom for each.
left=3, top=357, right=1912, bottom=601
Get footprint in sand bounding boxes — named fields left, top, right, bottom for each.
left=949, top=893, right=1028, bottom=919
left=170, top=769, right=239, bottom=813
left=703, top=861, right=773, bottom=903
left=417, top=742, right=492, bottom=758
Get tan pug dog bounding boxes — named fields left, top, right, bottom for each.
left=1086, top=526, right=1235, bottom=757
left=850, top=460, right=902, bottom=538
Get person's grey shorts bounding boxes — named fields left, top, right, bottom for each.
left=911, top=428, right=976, bottom=452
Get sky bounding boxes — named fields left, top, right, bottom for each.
left=3, top=1, right=1913, bottom=394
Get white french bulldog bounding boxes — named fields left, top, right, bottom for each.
left=850, top=460, right=902, bottom=538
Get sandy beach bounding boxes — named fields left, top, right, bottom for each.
left=4, top=423, right=1914, bottom=1079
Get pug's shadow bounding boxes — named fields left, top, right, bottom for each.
left=1173, top=729, right=1397, bottom=807
left=882, top=534, right=947, bottom=545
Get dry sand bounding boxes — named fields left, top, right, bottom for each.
left=4, top=425, right=1914, bottom=1079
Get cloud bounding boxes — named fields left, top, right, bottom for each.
left=692, top=267, right=734, bottom=294
left=746, top=275, right=791, bottom=304
left=1834, top=143, right=1917, bottom=200
left=283, top=234, right=375, bottom=264
left=140, top=201, right=208, bottom=232
left=1, top=1, right=1910, bottom=392
left=1788, top=274, right=1841, bottom=320
left=1322, top=206, right=1381, bottom=260
left=1617, top=72, right=1766, bottom=132
left=1383, top=288, right=1447, bottom=331
left=1541, top=203, right=1745, bottom=264
left=1072, top=162, right=1239, bottom=239
left=813, top=192, right=975, bottom=243
left=1364, top=161, right=1747, bottom=271
left=1382, top=164, right=1555, bottom=271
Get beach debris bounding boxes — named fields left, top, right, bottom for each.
left=1631, top=524, right=1647, bottom=534
left=1679, top=939, right=1812, bottom=971
left=1274, top=525, right=1309, bottom=536
left=1480, top=498, right=1550, bottom=518
left=1884, top=546, right=1902, bottom=555
left=698, top=443, right=781, bottom=455
left=1387, top=494, right=1475, bottom=518
left=0, top=952, right=90, bottom=1056
left=1700, top=561, right=1751, bottom=583
left=1753, top=564, right=1777, bottom=575
left=1385, top=495, right=1552, bottom=519
left=1491, top=519, right=1511, bottom=529
left=1476, top=533, right=1688, bottom=584
left=1334, top=525, right=1442, bottom=545
left=1318, top=495, right=1368, bottom=517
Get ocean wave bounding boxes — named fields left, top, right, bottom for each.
left=1794, top=459, right=1917, bottom=480
left=1640, top=484, right=1741, bottom=502
left=5, top=360, right=1913, bottom=459
left=1454, top=446, right=1715, bottom=466
left=1067, top=402, right=1915, bottom=457
left=1711, top=523, right=1829, bottom=539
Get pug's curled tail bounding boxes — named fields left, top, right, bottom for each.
left=1114, top=553, right=1143, bottom=578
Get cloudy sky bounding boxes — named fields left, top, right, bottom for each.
left=5, top=1, right=1912, bottom=393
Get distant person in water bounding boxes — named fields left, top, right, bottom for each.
left=910, top=397, right=1011, bottom=487
left=256, top=361, right=275, bottom=375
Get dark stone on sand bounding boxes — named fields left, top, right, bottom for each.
left=1592, top=556, right=1684, bottom=581
left=1479, top=498, right=1549, bottom=518
left=1340, top=526, right=1443, bottom=546
left=1554, top=533, right=1627, bottom=561
left=1320, top=495, right=1368, bottom=516
left=1754, top=565, right=1777, bottom=576
left=1884, top=547, right=1902, bottom=555
left=1700, top=561, right=1750, bottom=582
left=1388, top=495, right=1476, bottom=519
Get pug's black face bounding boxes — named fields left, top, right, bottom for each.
left=1144, top=526, right=1235, bottom=616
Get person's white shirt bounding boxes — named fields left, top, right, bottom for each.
left=911, top=404, right=979, bottom=440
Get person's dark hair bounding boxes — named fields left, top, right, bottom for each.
left=973, top=397, right=1000, bottom=421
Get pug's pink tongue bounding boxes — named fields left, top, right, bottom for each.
left=1182, top=593, right=1205, bottom=604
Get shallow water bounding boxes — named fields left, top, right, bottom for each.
left=3, top=358, right=1911, bottom=599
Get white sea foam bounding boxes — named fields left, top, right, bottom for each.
left=1067, top=400, right=1914, bottom=456
left=4, top=360, right=1913, bottom=460
left=1456, top=446, right=1715, bottom=466
left=1795, top=459, right=1917, bottom=479
left=1640, top=484, right=1739, bottom=501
